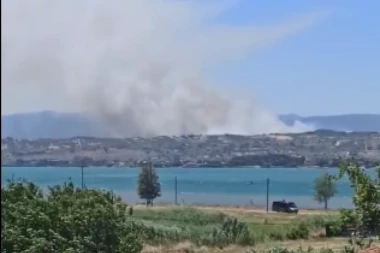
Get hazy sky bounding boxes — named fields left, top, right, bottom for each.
left=2, top=0, right=379, bottom=117
left=213, top=0, right=379, bottom=116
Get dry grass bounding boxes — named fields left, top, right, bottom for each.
left=133, top=204, right=338, bottom=224
left=133, top=204, right=338, bottom=215
left=261, top=238, right=348, bottom=250
left=135, top=204, right=380, bottom=253
left=135, top=204, right=348, bottom=253
left=142, top=238, right=373, bottom=253
left=358, top=246, right=380, bottom=253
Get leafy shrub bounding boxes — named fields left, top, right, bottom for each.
left=286, top=223, right=310, bottom=240
left=209, top=217, right=254, bottom=247
left=1, top=180, right=142, bottom=253
left=325, top=220, right=346, bottom=237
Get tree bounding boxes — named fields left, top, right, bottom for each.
left=137, top=162, right=161, bottom=206
left=337, top=160, right=380, bottom=238
left=1, top=179, right=142, bottom=253
left=314, top=172, right=337, bottom=210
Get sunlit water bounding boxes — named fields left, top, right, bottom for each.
left=2, top=167, right=375, bottom=209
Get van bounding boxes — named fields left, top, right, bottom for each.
left=272, top=200, right=298, bottom=214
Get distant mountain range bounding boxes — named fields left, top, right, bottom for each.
left=1, top=111, right=102, bottom=139
left=279, top=113, right=380, bottom=133
left=2, top=111, right=380, bottom=139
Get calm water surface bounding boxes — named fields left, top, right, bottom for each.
left=2, top=167, right=376, bottom=209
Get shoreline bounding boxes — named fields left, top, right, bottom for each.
left=1, top=165, right=341, bottom=169
left=3, top=165, right=374, bottom=169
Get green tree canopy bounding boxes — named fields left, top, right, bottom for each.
left=313, top=172, right=337, bottom=210
left=1, top=180, right=142, bottom=253
left=337, top=161, right=380, bottom=238
left=137, top=162, right=161, bottom=206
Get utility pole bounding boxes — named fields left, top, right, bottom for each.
left=174, top=176, right=178, bottom=205
left=81, top=165, right=84, bottom=189
left=266, top=178, right=270, bottom=213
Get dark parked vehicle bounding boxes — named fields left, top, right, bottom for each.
left=272, top=200, right=299, bottom=214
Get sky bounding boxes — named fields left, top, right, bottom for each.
left=212, top=0, right=380, bottom=116
left=1, top=0, right=379, bottom=117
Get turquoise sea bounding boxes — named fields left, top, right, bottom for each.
left=2, top=167, right=376, bottom=209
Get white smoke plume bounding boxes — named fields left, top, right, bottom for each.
left=2, top=0, right=323, bottom=137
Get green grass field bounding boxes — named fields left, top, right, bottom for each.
left=129, top=205, right=359, bottom=253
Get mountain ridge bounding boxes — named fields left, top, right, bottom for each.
left=279, top=113, right=380, bottom=132
left=2, top=111, right=380, bottom=139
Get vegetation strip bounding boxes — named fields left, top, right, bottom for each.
left=1, top=161, right=379, bottom=252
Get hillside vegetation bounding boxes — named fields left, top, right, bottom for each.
left=1, top=162, right=379, bottom=252
left=2, top=130, right=380, bottom=167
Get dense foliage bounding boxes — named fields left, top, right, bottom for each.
left=1, top=180, right=142, bottom=253
left=313, top=172, right=337, bottom=209
left=227, top=154, right=306, bottom=168
left=137, top=163, right=161, bottom=206
left=336, top=161, right=380, bottom=238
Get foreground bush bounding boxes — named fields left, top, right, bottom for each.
left=1, top=180, right=142, bottom=253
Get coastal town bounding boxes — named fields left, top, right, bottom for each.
left=2, top=130, right=380, bottom=168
